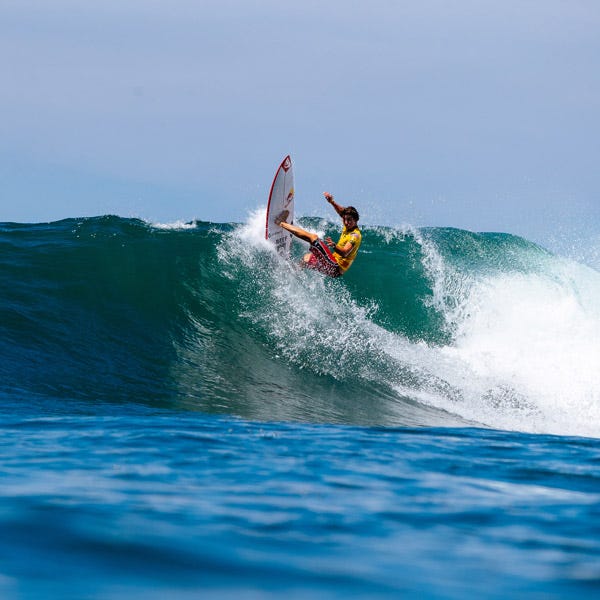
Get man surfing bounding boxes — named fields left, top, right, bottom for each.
left=275, top=192, right=361, bottom=278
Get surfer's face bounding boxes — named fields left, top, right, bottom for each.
left=343, top=215, right=357, bottom=229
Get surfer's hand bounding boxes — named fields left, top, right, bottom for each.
left=324, top=192, right=334, bottom=203
left=325, top=237, right=335, bottom=247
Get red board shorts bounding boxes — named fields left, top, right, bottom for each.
left=304, top=239, right=342, bottom=278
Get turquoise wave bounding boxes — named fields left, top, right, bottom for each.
left=1, top=214, right=599, bottom=436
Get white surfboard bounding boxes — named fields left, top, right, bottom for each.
left=265, top=155, right=294, bottom=257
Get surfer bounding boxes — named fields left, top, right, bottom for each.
left=275, top=192, right=361, bottom=277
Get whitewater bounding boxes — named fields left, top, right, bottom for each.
left=221, top=209, right=600, bottom=438
left=1, top=212, right=599, bottom=598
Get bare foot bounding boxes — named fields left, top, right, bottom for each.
left=274, top=210, right=289, bottom=226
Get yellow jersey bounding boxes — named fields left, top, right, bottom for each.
left=333, top=226, right=362, bottom=272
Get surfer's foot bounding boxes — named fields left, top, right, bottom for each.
left=274, top=210, right=289, bottom=226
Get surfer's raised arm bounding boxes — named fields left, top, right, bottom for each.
left=324, top=192, right=345, bottom=217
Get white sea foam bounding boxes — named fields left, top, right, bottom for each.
left=149, top=220, right=198, bottom=230
left=414, top=238, right=600, bottom=438
left=225, top=212, right=600, bottom=438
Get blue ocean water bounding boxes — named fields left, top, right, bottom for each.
left=1, top=214, right=599, bottom=598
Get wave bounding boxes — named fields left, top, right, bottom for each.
left=1, top=213, right=599, bottom=437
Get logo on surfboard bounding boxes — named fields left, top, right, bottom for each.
left=282, top=157, right=291, bottom=172
left=284, top=188, right=294, bottom=208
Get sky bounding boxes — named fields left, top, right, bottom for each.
left=1, top=0, right=599, bottom=248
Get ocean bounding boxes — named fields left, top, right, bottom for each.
left=1, top=212, right=599, bottom=598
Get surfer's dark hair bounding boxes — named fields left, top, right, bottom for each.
left=342, top=206, right=359, bottom=221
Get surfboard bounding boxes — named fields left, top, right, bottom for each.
left=265, top=155, right=294, bottom=257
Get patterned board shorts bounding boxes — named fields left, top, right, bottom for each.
left=304, top=239, right=342, bottom=278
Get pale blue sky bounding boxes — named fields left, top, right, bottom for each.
left=1, top=0, right=599, bottom=247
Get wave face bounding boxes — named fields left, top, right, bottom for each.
left=2, top=213, right=599, bottom=437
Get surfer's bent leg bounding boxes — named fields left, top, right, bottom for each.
left=278, top=221, right=318, bottom=245
left=278, top=218, right=341, bottom=277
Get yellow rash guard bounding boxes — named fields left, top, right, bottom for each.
left=332, top=226, right=362, bottom=273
